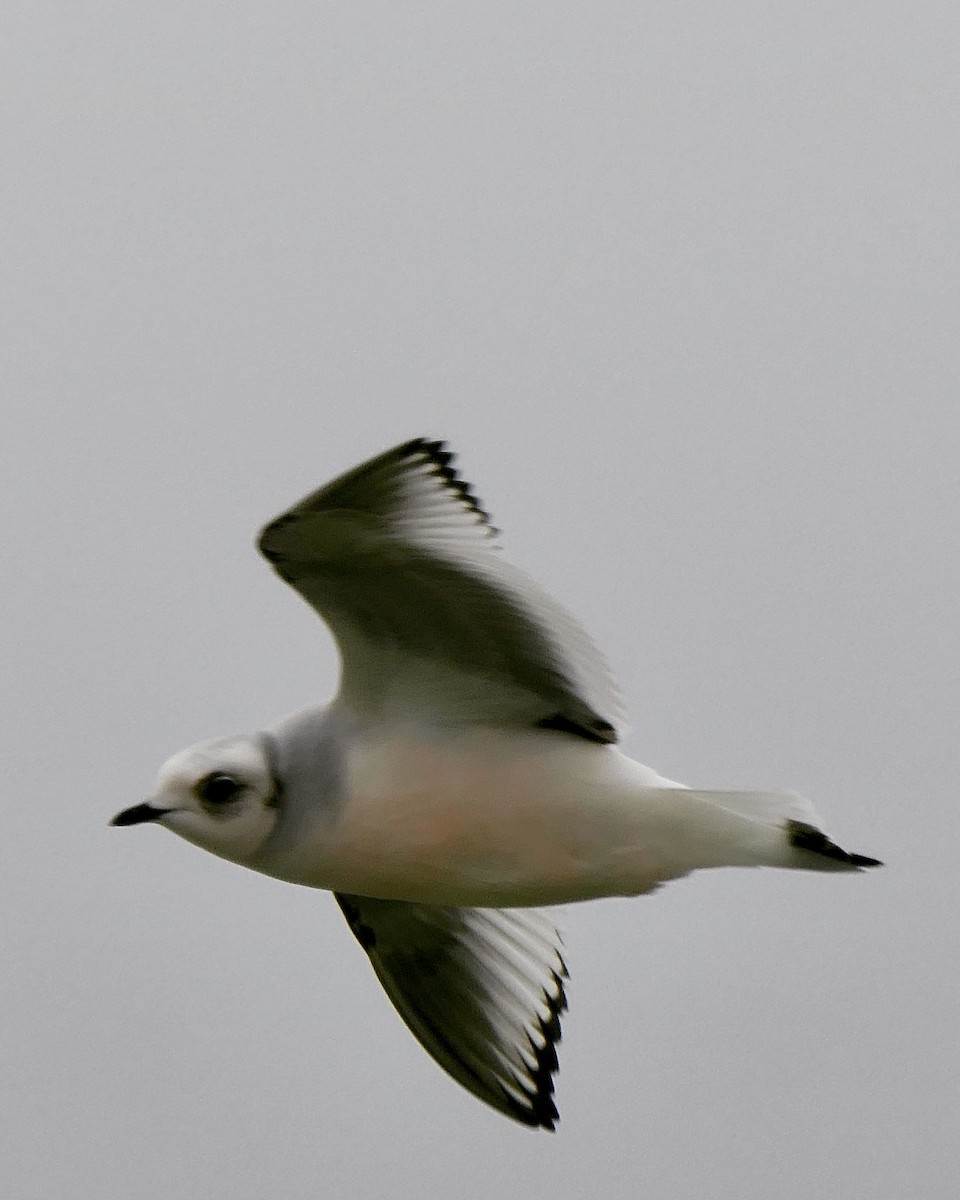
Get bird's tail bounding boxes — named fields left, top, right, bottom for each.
left=659, top=787, right=882, bottom=874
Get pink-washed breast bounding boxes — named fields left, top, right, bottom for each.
left=288, top=728, right=684, bottom=905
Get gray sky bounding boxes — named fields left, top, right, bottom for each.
left=3, top=2, right=958, bottom=1197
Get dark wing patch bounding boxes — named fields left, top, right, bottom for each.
left=257, top=438, right=625, bottom=741
left=536, top=711, right=618, bottom=744
left=335, top=894, right=568, bottom=1130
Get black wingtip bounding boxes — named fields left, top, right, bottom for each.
left=399, top=438, right=499, bottom=533
left=523, top=964, right=569, bottom=1131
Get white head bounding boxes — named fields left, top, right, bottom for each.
left=112, top=735, right=281, bottom=863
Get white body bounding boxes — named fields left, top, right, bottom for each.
left=116, top=438, right=878, bottom=1130
left=244, top=707, right=803, bottom=906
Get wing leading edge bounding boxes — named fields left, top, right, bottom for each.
left=335, top=894, right=568, bottom=1129
left=258, top=438, right=624, bottom=741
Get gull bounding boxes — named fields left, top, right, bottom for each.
left=112, top=437, right=880, bottom=1130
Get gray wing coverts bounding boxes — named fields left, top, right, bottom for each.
left=335, top=894, right=568, bottom=1129
left=257, top=438, right=621, bottom=743
left=258, top=440, right=610, bottom=1123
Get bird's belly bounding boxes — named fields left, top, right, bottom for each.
left=279, top=729, right=683, bottom=905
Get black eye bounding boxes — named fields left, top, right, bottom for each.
left=196, top=772, right=242, bottom=807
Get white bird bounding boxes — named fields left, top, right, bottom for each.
left=112, top=437, right=880, bottom=1130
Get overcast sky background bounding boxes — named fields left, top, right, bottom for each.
left=3, top=3, right=958, bottom=1197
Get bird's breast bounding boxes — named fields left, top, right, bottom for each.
left=274, top=727, right=673, bottom=905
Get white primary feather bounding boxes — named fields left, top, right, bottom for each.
left=258, top=438, right=623, bottom=740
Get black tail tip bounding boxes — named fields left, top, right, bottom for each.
left=848, top=852, right=884, bottom=868
left=787, top=820, right=883, bottom=869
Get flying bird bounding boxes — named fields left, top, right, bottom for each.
left=112, top=438, right=880, bottom=1130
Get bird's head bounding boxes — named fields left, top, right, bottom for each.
left=111, top=736, right=280, bottom=862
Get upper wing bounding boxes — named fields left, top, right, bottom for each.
left=335, top=894, right=567, bottom=1129
left=258, top=438, right=624, bottom=740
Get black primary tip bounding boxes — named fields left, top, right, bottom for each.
left=110, top=803, right=167, bottom=827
